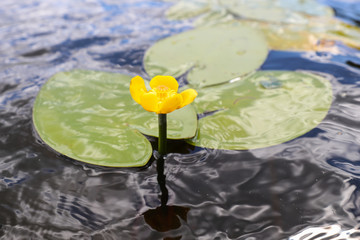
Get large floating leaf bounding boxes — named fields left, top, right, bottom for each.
left=221, top=0, right=333, bottom=24
left=310, top=16, right=360, bottom=50
left=166, top=0, right=210, bottom=20
left=191, top=19, right=319, bottom=52
left=144, top=24, right=268, bottom=87
left=166, top=0, right=360, bottom=52
left=276, top=0, right=334, bottom=17
left=240, top=20, right=318, bottom=52
left=166, top=0, right=333, bottom=24
left=188, top=71, right=333, bottom=150
left=33, top=70, right=197, bottom=167
left=192, top=16, right=359, bottom=52
left=245, top=17, right=360, bottom=52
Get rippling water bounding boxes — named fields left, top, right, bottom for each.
left=1, top=0, right=360, bottom=239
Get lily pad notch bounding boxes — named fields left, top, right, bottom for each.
left=144, top=24, right=268, bottom=87
left=188, top=71, right=333, bottom=150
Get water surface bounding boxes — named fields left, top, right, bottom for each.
left=1, top=0, right=360, bottom=239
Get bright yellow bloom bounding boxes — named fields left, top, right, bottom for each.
left=130, top=75, right=198, bottom=114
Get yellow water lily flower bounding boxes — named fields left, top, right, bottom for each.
left=130, top=75, right=198, bottom=114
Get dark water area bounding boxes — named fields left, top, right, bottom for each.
left=319, top=0, right=360, bottom=26
left=1, top=0, right=360, bottom=239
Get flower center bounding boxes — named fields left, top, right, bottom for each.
left=153, top=85, right=175, bottom=100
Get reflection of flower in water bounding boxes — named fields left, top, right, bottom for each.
left=143, top=205, right=190, bottom=233
left=130, top=75, right=197, bottom=114
left=143, top=155, right=190, bottom=234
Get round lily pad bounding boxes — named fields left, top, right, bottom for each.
left=240, top=20, right=318, bottom=51
left=166, top=0, right=210, bottom=20
left=33, top=70, right=198, bottom=167
left=219, top=0, right=332, bottom=24
left=222, top=0, right=308, bottom=24
left=240, top=17, right=360, bottom=52
left=276, top=0, right=333, bottom=17
left=310, top=16, right=360, bottom=50
left=166, top=0, right=333, bottom=24
left=144, top=23, right=268, bottom=87
left=188, top=71, right=333, bottom=150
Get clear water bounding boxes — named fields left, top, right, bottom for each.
left=1, top=0, right=360, bottom=239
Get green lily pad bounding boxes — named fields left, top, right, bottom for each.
left=144, top=23, right=268, bottom=87
left=166, top=0, right=210, bottom=20
left=166, top=0, right=333, bottom=24
left=276, top=0, right=333, bottom=17
left=243, top=17, right=360, bottom=52
left=33, top=70, right=198, bottom=167
left=188, top=71, right=333, bottom=150
left=129, top=104, right=197, bottom=140
left=221, top=0, right=308, bottom=24
left=310, top=16, right=360, bottom=50
left=222, top=0, right=333, bottom=24
left=166, top=1, right=355, bottom=52
left=240, top=20, right=319, bottom=51
left=188, top=14, right=358, bottom=53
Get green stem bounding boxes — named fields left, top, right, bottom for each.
left=158, top=114, right=167, bottom=156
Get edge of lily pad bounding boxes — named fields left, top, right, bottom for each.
left=32, top=69, right=153, bottom=168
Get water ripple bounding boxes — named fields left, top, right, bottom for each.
left=1, top=0, right=360, bottom=239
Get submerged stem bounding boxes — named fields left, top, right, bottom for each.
left=156, top=155, right=168, bottom=207
left=158, top=114, right=167, bottom=156
left=157, top=114, right=167, bottom=207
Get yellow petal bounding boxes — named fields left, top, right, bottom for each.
left=180, top=89, right=198, bottom=107
left=158, top=94, right=182, bottom=114
left=140, top=92, right=159, bottom=113
left=150, top=76, right=179, bottom=92
left=130, top=76, right=147, bottom=104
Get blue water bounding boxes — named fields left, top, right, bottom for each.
left=1, top=0, right=360, bottom=239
